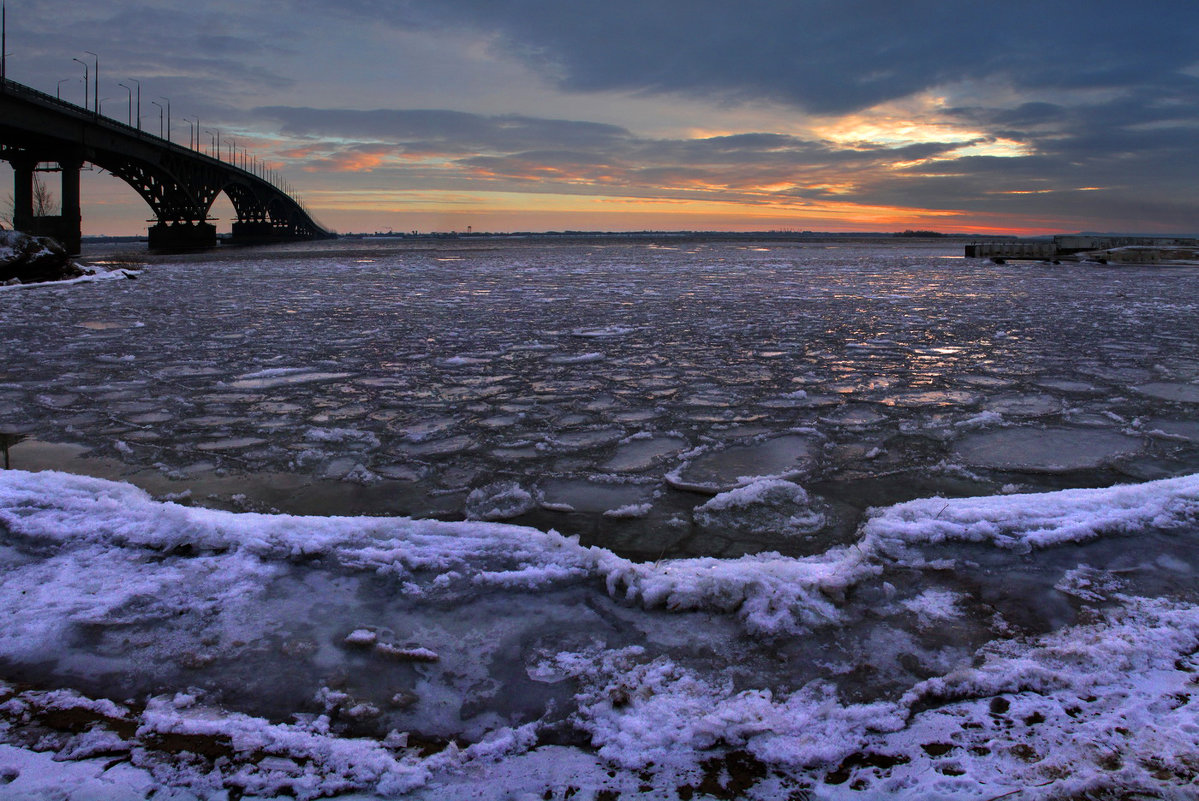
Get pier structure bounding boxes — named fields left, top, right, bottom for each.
left=966, top=235, right=1199, bottom=263
left=0, top=78, right=331, bottom=254
left=964, top=241, right=1056, bottom=260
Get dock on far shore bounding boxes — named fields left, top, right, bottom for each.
left=965, top=235, right=1199, bottom=265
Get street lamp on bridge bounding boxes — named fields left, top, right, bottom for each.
left=71, top=57, right=87, bottom=110
left=83, top=50, right=97, bottom=113
left=156, top=96, right=170, bottom=142
left=56, top=78, right=73, bottom=99
left=117, top=81, right=133, bottom=125
left=150, top=100, right=164, bottom=138
left=124, top=78, right=140, bottom=130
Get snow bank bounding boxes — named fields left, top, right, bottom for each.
left=864, top=472, right=1199, bottom=552
left=2, top=470, right=1199, bottom=798
left=0, top=469, right=877, bottom=636
left=552, top=597, right=1199, bottom=798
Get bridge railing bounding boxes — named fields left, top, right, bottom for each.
left=2, top=76, right=329, bottom=233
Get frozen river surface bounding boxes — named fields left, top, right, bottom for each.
left=0, top=237, right=1197, bottom=799
left=3, top=238, right=1198, bottom=557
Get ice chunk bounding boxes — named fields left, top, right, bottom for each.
left=1036, top=379, right=1100, bottom=394
left=539, top=479, right=652, bottom=515
left=304, top=427, right=381, bottom=449
left=601, top=436, right=688, bottom=472
left=571, top=326, right=637, bottom=338
left=880, top=389, right=977, bottom=408
left=818, top=405, right=888, bottom=427
left=344, top=628, right=378, bottom=646
left=465, top=482, right=537, bottom=521
left=1134, top=382, right=1199, bottom=403
left=953, top=427, right=1142, bottom=473
left=226, top=371, right=353, bottom=390
left=602, top=503, right=652, bottom=519
left=547, top=352, right=605, bottom=364
left=548, top=429, right=624, bottom=450
left=195, top=437, right=267, bottom=451
left=1143, top=419, right=1199, bottom=442
left=402, top=435, right=476, bottom=456
left=693, top=479, right=825, bottom=538
left=668, top=434, right=818, bottom=493
left=899, top=589, right=963, bottom=623
left=983, top=393, right=1061, bottom=416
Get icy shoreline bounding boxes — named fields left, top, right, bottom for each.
left=1, top=468, right=1196, bottom=799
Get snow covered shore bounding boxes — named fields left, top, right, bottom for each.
left=1, top=469, right=1196, bottom=799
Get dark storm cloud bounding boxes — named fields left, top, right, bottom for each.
left=300, top=0, right=1199, bottom=115
left=10, top=1, right=297, bottom=113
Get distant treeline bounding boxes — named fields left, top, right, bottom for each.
left=348, top=230, right=974, bottom=241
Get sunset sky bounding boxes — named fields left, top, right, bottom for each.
left=3, top=0, right=1199, bottom=236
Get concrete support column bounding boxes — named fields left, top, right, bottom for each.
left=58, top=158, right=82, bottom=254
left=11, top=157, right=34, bottom=232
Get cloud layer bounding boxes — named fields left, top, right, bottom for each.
left=6, top=0, right=1199, bottom=233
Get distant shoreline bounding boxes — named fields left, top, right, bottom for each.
left=80, top=230, right=978, bottom=244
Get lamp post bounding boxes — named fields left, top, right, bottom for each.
left=125, top=78, right=140, bottom=130
left=156, top=96, right=170, bottom=142
left=150, top=100, right=163, bottom=138
left=182, top=117, right=195, bottom=149
left=117, top=81, right=133, bottom=125
left=56, top=78, right=71, bottom=99
left=83, top=50, right=97, bottom=113
left=227, top=137, right=236, bottom=166
left=204, top=129, right=217, bottom=157
left=71, top=57, right=87, bottom=110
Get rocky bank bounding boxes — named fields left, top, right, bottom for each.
left=0, top=229, right=87, bottom=284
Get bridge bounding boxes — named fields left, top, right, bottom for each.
left=0, top=77, right=333, bottom=254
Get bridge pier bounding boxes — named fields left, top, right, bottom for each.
left=147, top=221, right=216, bottom=251
left=9, top=155, right=82, bottom=255
left=10, top=155, right=33, bottom=232
left=228, top=220, right=283, bottom=245
left=59, top=158, right=82, bottom=256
